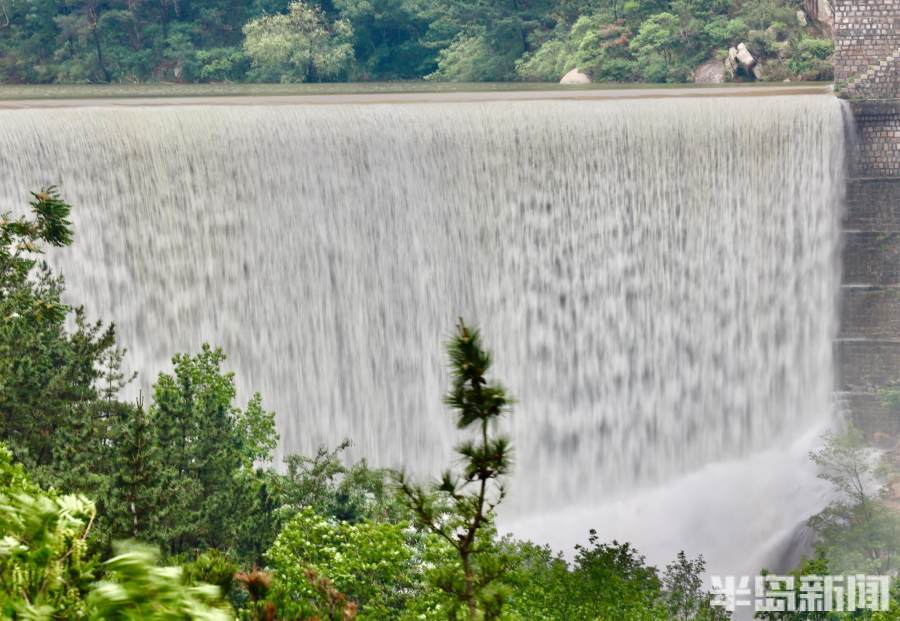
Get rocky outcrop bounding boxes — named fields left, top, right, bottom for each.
left=805, top=0, right=834, bottom=32
left=735, top=43, right=755, bottom=71
left=725, top=48, right=739, bottom=79
left=560, top=68, right=591, bottom=84
left=725, top=43, right=760, bottom=80
left=694, top=59, right=725, bottom=83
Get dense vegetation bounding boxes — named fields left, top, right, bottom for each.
left=2, top=188, right=897, bottom=620
left=0, top=0, right=833, bottom=84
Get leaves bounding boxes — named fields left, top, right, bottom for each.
left=242, top=1, right=355, bottom=82
left=267, top=508, right=415, bottom=620
left=88, top=543, right=232, bottom=621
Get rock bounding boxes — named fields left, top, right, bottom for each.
left=694, top=59, right=725, bottom=84
left=809, top=0, right=834, bottom=31
left=796, top=10, right=808, bottom=27
left=725, top=47, right=739, bottom=78
left=752, top=64, right=764, bottom=81
left=736, top=43, right=756, bottom=70
left=560, top=68, right=591, bottom=85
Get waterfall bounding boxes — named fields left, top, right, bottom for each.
left=0, top=95, right=846, bottom=573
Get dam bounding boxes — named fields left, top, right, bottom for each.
left=1, top=0, right=897, bottom=577
left=0, top=91, right=848, bottom=575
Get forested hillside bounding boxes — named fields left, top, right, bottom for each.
left=0, top=0, right=834, bottom=84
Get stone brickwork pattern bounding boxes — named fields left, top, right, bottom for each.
left=833, top=0, right=900, bottom=99
left=834, top=2, right=900, bottom=438
left=851, top=102, right=900, bottom=176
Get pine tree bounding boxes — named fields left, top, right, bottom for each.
left=150, top=345, right=277, bottom=558
left=108, top=396, right=164, bottom=542
left=397, top=319, right=514, bottom=620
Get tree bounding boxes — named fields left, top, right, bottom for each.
left=105, top=398, right=165, bottom=542
left=273, top=440, right=402, bottom=525
left=332, top=0, right=435, bottom=79
left=242, top=1, right=354, bottom=82
left=150, top=345, right=278, bottom=560
left=629, top=12, right=682, bottom=81
left=0, top=188, right=123, bottom=486
left=808, top=426, right=900, bottom=575
left=397, top=320, right=514, bottom=620
left=662, top=552, right=729, bottom=621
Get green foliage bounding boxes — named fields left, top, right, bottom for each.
left=516, top=16, right=638, bottom=82
left=0, top=188, right=122, bottom=490
left=273, top=440, right=401, bottom=524
left=0, top=455, right=96, bottom=620
left=661, top=552, right=730, bottom=621
left=629, top=12, right=690, bottom=81
left=149, top=345, right=279, bottom=560
left=0, top=0, right=831, bottom=83
left=502, top=534, right=728, bottom=621
left=0, top=444, right=232, bottom=620
left=786, top=35, right=834, bottom=81
left=398, top=320, right=515, bottom=620
left=182, top=550, right=239, bottom=603
left=517, top=0, right=828, bottom=83
left=569, top=534, right=667, bottom=619
left=267, top=508, right=415, bottom=619
left=242, top=1, right=354, bottom=83
left=427, top=32, right=513, bottom=82
left=808, top=427, right=900, bottom=575
left=88, top=543, right=232, bottom=621
left=333, top=0, right=436, bottom=79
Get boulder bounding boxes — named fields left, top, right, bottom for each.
left=806, top=0, right=834, bottom=31
left=725, top=47, right=739, bottom=78
left=796, top=10, right=808, bottom=27
left=560, top=68, right=591, bottom=84
left=752, top=64, right=764, bottom=81
left=694, top=59, right=725, bottom=84
left=736, top=43, right=755, bottom=70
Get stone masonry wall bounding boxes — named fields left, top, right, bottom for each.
left=834, top=1, right=899, bottom=439
left=833, top=0, right=900, bottom=99
left=851, top=102, right=900, bottom=176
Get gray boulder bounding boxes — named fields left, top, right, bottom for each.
left=694, top=59, right=726, bottom=84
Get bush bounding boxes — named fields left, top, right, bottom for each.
left=266, top=508, right=416, bottom=620
left=787, top=35, right=834, bottom=80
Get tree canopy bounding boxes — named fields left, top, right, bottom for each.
left=0, top=0, right=833, bottom=83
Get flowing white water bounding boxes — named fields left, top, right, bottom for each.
left=0, top=96, right=846, bottom=574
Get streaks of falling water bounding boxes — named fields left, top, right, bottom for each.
left=0, top=97, right=845, bottom=520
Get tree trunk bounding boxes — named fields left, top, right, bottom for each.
left=92, top=26, right=111, bottom=82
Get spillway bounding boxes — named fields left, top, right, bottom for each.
left=0, top=94, right=847, bottom=573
